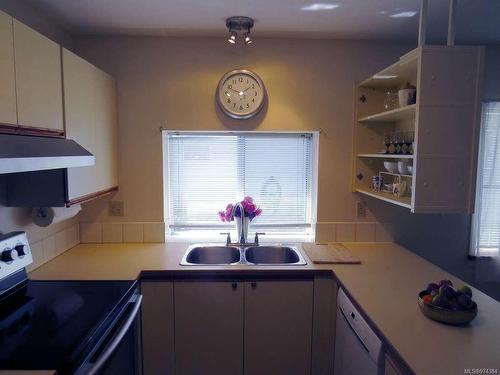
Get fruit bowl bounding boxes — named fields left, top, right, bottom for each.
left=418, top=290, right=477, bottom=325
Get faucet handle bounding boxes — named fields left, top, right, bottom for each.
left=220, top=232, right=232, bottom=245
left=254, top=232, right=266, bottom=245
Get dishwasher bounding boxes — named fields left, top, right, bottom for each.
left=334, top=288, right=384, bottom=375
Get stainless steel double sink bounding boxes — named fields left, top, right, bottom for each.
left=180, top=244, right=307, bottom=266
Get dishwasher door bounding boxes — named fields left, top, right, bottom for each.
left=334, top=288, right=384, bottom=375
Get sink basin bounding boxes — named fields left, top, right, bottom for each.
left=181, top=245, right=241, bottom=265
left=244, top=246, right=307, bottom=265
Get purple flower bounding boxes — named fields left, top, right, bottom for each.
left=218, top=197, right=262, bottom=222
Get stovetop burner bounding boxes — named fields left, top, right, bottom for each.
left=0, top=232, right=137, bottom=373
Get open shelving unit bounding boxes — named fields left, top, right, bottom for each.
left=352, top=46, right=484, bottom=213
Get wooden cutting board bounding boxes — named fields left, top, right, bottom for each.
left=302, top=243, right=361, bottom=264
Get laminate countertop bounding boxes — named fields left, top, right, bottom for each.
left=29, top=242, right=500, bottom=374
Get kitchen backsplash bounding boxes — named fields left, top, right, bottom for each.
left=315, top=222, right=394, bottom=242
left=78, top=221, right=392, bottom=244
left=26, top=222, right=80, bottom=272
left=80, top=222, right=166, bottom=243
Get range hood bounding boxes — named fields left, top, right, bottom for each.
left=0, top=134, right=95, bottom=174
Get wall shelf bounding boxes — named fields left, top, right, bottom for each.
left=355, top=188, right=412, bottom=209
left=359, top=49, right=419, bottom=89
left=358, top=104, right=416, bottom=123
left=357, top=154, right=414, bottom=159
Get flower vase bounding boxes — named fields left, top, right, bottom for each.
left=236, top=216, right=249, bottom=243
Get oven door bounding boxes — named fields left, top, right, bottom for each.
left=75, top=292, right=143, bottom=375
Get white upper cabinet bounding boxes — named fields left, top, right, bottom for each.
left=0, top=11, right=17, bottom=126
left=63, top=48, right=97, bottom=200
left=13, top=19, right=63, bottom=131
left=63, top=48, right=119, bottom=202
left=93, top=68, right=119, bottom=192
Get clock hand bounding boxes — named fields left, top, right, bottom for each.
left=243, top=86, right=252, bottom=92
left=228, top=88, right=240, bottom=94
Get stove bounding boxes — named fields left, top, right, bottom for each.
left=0, top=232, right=142, bottom=374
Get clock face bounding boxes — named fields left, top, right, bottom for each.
left=217, top=70, right=265, bottom=119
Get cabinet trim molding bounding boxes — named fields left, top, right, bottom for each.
left=0, top=123, right=65, bottom=137
left=65, top=185, right=118, bottom=207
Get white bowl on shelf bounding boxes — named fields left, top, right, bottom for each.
left=407, top=165, right=413, bottom=175
left=397, top=161, right=410, bottom=175
left=384, top=161, right=398, bottom=174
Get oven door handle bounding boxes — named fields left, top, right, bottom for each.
left=86, top=294, right=143, bottom=375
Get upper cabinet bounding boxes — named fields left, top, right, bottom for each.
left=63, top=48, right=118, bottom=203
left=352, top=46, right=484, bottom=213
left=13, top=19, right=63, bottom=132
left=0, top=11, right=17, bottom=126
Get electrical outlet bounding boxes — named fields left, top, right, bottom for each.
left=109, top=201, right=124, bottom=216
left=356, top=201, right=366, bottom=218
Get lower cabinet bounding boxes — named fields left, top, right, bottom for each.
left=174, top=281, right=244, bottom=375
left=141, top=282, right=175, bottom=375
left=244, top=280, right=313, bottom=375
left=142, top=278, right=314, bottom=375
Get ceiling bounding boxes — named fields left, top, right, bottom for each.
left=26, top=0, right=500, bottom=44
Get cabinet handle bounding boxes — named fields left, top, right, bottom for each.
left=251, top=281, right=257, bottom=289
left=231, top=282, right=237, bottom=290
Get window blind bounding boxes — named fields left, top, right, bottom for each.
left=165, top=132, right=314, bottom=235
left=470, top=102, right=500, bottom=256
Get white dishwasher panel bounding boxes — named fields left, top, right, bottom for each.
left=334, top=288, right=384, bottom=375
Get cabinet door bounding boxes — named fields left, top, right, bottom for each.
left=141, top=282, right=175, bottom=375
left=174, top=281, right=244, bottom=375
left=63, top=48, right=97, bottom=200
left=94, top=68, right=118, bottom=192
left=13, top=19, right=63, bottom=131
left=0, top=11, right=17, bottom=126
left=244, top=280, right=314, bottom=375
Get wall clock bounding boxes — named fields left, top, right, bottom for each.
left=217, top=69, right=266, bottom=119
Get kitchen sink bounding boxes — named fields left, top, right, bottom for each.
left=244, top=245, right=307, bottom=265
left=180, top=245, right=241, bottom=265
left=180, top=244, right=306, bottom=266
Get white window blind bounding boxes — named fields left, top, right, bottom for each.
left=164, top=132, right=316, bottom=238
left=470, top=102, right=500, bottom=257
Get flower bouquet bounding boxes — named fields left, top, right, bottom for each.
left=218, top=196, right=262, bottom=222
left=218, top=196, right=262, bottom=243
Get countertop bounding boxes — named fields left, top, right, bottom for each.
left=29, top=242, right=500, bottom=374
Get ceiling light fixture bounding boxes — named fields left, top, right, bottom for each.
left=390, top=11, right=418, bottom=18
left=301, top=3, right=339, bottom=11
left=226, top=16, right=254, bottom=45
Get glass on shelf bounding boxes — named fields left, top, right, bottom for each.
left=383, top=131, right=415, bottom=155
left=383, top=91, right=399, bottom=111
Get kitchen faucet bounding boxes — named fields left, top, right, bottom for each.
left=234, top=202, right=246, bottom=244
left=220, top=201, right=265, bottom=246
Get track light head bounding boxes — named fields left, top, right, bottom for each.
left=244, top=33, right=252, bottom=45
left=228, top=31, right=237, bottom=44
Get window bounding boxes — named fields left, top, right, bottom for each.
left=163, top=131, right=318, bottom=241
left=470, top=102, right=500, bottom=257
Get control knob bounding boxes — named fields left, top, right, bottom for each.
left=1, top=248, right=18, bottom=262
left=15, top=244, right=28, bottom=256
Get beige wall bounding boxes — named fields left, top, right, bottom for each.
left=74, top=36, right=412, bottom=230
